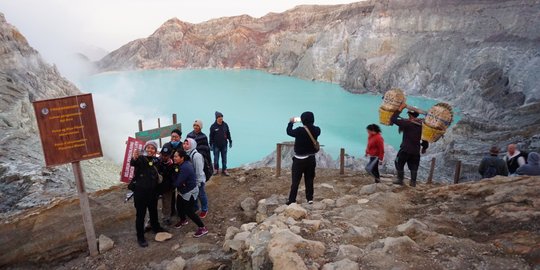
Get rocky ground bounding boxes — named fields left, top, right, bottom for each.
left=2, top=168, right=538, bottom=269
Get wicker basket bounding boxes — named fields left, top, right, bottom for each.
left=421, top=123, right=446, bottom=142
left=381, top=88, right=406, bottom=111
left=379, top=107, right=395, bottom=126
left=425, top=103, right=453, bottom=130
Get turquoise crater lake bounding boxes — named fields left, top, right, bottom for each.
left=81, top=69, right=444, bottom=167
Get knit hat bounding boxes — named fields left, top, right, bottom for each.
left=144, top=141, right=158, bottom=152
left=301, top=111, right=315, bottom=126
left=193, top=119, right=203, bottom=129
left=489, top=146, right=500, bottom=155
left=215, top=111, right=224, bottom=119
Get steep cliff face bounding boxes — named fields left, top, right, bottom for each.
left=0, top=14, right=119, bottom=217
left=97, top=0, right=540, bottom=180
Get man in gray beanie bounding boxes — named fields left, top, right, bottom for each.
left=210, top=111, right=232, bottom=176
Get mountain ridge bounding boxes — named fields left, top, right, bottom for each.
left=96, top=0, right=540, bottom=180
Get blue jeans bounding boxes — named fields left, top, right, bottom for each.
left=194, top=182, right=208, bottom=212
left=213, top=144, right=228, bottom=170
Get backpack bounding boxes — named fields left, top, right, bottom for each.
left=483, top=163, right=498, bottom=179
left=190, top=149, right=213, bottom=181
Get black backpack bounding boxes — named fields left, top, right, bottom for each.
left=483, top=161, right=498, bottom=179
left=189, top=149, right=213, bottom=181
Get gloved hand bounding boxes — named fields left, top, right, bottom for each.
left=229, top=141, right=233, bottom=148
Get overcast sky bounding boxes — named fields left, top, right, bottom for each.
left=0, top=0, right=356, bottom=61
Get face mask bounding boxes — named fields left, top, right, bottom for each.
left=171, top=141, right=180, bottom=147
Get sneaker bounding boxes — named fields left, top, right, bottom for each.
left=374, top=178, right=381, bottom=183
left=222, top=170, right=230, bottom=176
left=194, top=227, right=209, bottom=238
left=199, top=211, right=208, bottom=219
left=213, top=169, right=219, bottom=176
left=308, top=200, right=314, bottom=204
left=285, top=201, right=295, bottom=206
left=137, top=238, right=148, bottom=248
left=174, top=219, right=188, bottom=229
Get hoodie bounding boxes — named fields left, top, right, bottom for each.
left=286, top=111, right=321, bottom=156
left=516, top=152, right=540, bottom=176
left=185, top=138, right=206, bottom=184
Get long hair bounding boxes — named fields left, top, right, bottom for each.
left=366, top=124, right=382, bottom=133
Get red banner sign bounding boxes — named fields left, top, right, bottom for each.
left=120, top=137, right=145, bottom=183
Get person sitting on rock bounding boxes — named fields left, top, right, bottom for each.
left=478, top=146, right=509, bottom=179
left=516, top=152, right=540, bottom=176
left=286, top=111, right=321, bottom=205
left=365, top=124, right=385, bottom=183
left=390, top=103, right=429, bottom=187
left=503, top=144, right=527, bottom=175
left=130, top=141, right=167, bottom=247
left=172, top=150, right=208, bottom=238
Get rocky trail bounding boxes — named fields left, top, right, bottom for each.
left=1, top=168, right=538, bottom=269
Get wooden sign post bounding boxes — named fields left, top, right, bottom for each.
left=33, top=94, right=103, bottom=257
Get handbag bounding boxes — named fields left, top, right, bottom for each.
left=303, top=126, right=320, bottom=152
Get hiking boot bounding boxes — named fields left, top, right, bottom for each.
left=374, top=178, right=381, bottom=183
left=199, top=211, right=208, bottom=219
left=410, top=170, right=418, bottom=187
left=174, top=219, right=188, bottom=229
left=286, top=201, right=295, bottom=206
left=393, top=171, right=405, bottom=185
left=137, top=238, right=148, bottom=248
left=194, top=227, right=209, bottom=238
left=222, top=170, right=230, bottom=176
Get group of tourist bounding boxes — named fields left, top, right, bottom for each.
left=128, top=112, right=232, bottom=247
left=128, top=105, right=538, bottom=248
left=479, top=144, right=540, bottom=178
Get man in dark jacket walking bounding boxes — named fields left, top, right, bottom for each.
left=391, top=103, right=429, bottom=187
left=479, top=146, right=509, bottom=178
left=210, top=111, right=232, bottom=176
left=286, top=111, right=321, bottom=205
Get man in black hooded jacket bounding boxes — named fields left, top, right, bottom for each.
left=286, top=111, right=321, bottom=205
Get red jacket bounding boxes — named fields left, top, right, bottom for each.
left=366, top=133, right=385, bottom=160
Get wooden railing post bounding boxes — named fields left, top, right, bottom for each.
left=138, top=119, right=143, bottom=132
left=453, top=160, right=462, bottom=184
left=158, top=118, right=162, bottom=148
left=172, top=113, right=177, bottom=125
left=276, top=143, right=282, bottom=177
left=427, top=157, right=436, bottom=184
left=340, top=148, right=345, bottom=175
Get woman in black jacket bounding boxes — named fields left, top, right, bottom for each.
left=286, top=111, right=321, bottom=205
left=130, top=141, right=166, bottom=247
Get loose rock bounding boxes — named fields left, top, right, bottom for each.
left=98, top=234, right=114, bottom=254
